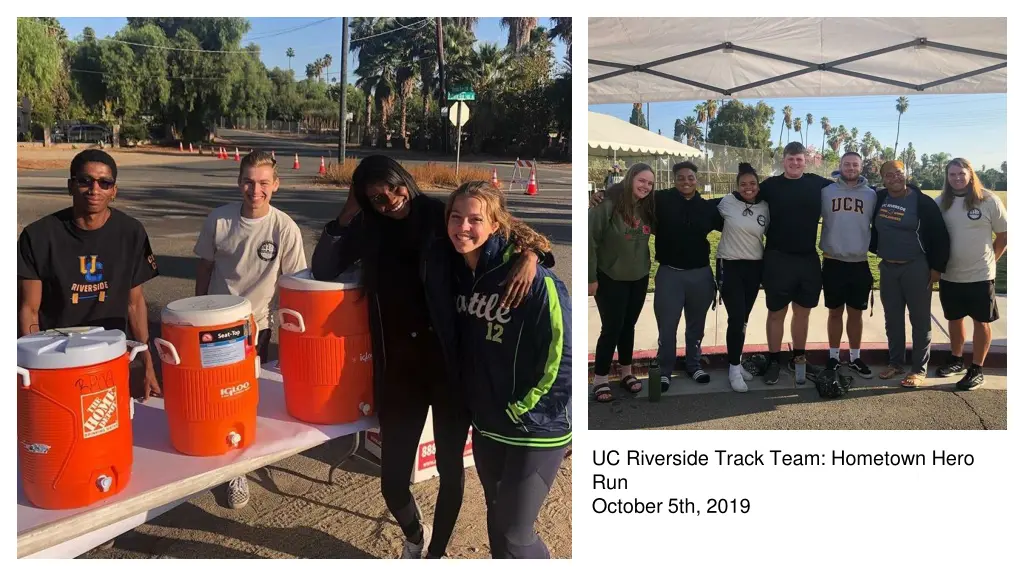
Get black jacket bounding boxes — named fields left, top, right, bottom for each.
left=868, top=184, right=951, bottom=273
left=651, top=188, right=719, bottom=270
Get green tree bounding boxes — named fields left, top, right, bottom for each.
left=894, top=96, right=909, bottom=153
left=500, top=17, right=538, bottom=53
left=286, top=47, right=294, bottom=70
left=17, top=17, right=68, bottom=142
left=782, top=105, right=793, bottom=145
left=793, top=117, right=802, bottom=145
left=819, top=116, right=830, bottom=153
left=706, top=99, right=774, bottom=150
left=630, top=103, right=647, bottom=129
left=548, top=17, right=571, bottom=64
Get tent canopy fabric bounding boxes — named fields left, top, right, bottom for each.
left=589, top=18, right=1007, bottom=104
left=588, top=111, right=702, bottom=158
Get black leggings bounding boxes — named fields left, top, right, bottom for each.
left=378, top=380, right=471, bottom=558
left=593, top=270, right=649, bottom=376
left=471, top=429, right=566, bottom=559
left=717, top=259, right=763, bottom=365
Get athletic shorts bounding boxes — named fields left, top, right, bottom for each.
left=939, top=280, right=999, bottom=323
left=762, top=250, right=822, bottom=311
left=822, top=259, right=873, bottom=310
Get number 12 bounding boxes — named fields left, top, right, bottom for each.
left=486, top=322, right=504, bottom=343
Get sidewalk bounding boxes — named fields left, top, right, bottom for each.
left=587, top=290, right=1007, bottom=372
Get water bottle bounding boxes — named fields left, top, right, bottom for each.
left=794, top=356, right=807, bottom=385
left=648, top=363, right=661, bottom=403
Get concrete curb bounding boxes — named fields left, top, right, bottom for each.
left=587, top=342, right=1007, bottom=378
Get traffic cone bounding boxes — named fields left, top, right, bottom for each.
left=293, top=153, right=300, bottom=170
left=318, top=157, right=327, bottom=175
left=220, top=147, right=227, bottom=160
left=234, top=147, right=240, bottom=162
left=491, top=167, right=500, bottom=189
left=524, top=167, right=538, bottom=196
left=178, top=142, right=184, bottom=152
left=189, top=143, right=194, bottom=154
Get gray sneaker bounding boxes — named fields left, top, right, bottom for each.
left=401, top=525, right=432, bottom=559
left=227, top=476, right=250, bottom=509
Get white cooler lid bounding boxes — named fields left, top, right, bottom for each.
left=17, top=327, right=127, bottom=370
left=162, top=295, right=252, bottom=327
left=278, top=266, right=363, bottom=292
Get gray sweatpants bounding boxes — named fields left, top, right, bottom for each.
left=879, top=258, right=933, bottom=374
left=654, top=265, right=715, bottom=375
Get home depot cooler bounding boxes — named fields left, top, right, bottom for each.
left=154, top=295, right=259, bottom=456
left=277, top=268, right=374, bottom=424
left=17, top=327, right=147, bottom=509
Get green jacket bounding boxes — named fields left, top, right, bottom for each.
left=588, top=195, right=653, bottom=283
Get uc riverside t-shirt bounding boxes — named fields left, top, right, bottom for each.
left=17, top=207, right=159, bottom=333
left=940, top=193, right=1008, bottom=283
left=194, top=203, right=307, bottom=330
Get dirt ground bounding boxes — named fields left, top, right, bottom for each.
left=79, top=439, right=572, bottom=559
left=18, top=143, right=215, bottom=171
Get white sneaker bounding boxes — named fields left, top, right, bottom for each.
left=401, top=525, right=431, bottom=559
left=729, top=366, right=749, bottom=393
left=227, top=476, right=250, bottom=509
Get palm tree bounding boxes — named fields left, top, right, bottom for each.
left=847, top=127, right=859, bottom=153
left=805, top=113, right=814, bottom=147
left=793, top=118, right=803, bottom=145
left=704, top=99, right=718, bottom=144
left=321, top=53, right=333, bottom=81
left=500, top=17, right=538, bottom=53
left=351, top=17, right=399, bottom=146
left=548, top=17, right=571, bottom=64
left=820, top=116, right=831, bottom=152
left=451, top=17, right=478, bottom=31
left=782, top=105, right=793, bottom=145
left=836, top=125, right=849, bottom=152
left=286, top=47, right=294, bottom=71
left=895, top=96, right=909, bottom=153
left=694, top=103, right=707, bottom=148
left=903, top=142, right=917, bottom=178
left=681, top=116, right=701, bottom=147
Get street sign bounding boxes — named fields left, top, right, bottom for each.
left=446, top=85, right=476, bottom=101
left=448, top=102, right=470, bottom=127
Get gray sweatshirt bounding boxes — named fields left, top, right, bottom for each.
left=820, top=176, right=876, bottom=262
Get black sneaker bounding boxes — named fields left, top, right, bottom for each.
left=937, top=357, right=967, bottom=378
left=764, top=361, right=781, bottom=385
left=955, top=367, right=985, bottom=391
left=848, top=358, right=874, bottom=379
left=660, top=375, right=671, bottom=393
left=826, top=357, right=841, bottom=372
left=688, top=369, right=711, bottom=384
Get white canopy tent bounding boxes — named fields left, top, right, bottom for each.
left=588, top=111, right=702, bottom=158
left=589, top=18, right=1006, bottom=104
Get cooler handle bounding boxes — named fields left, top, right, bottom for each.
left=250, top=316, right=259, bottom=347
left=128, top=341, right=149, bottom=363
left=16, top=367, right=30, bottom=389
left=153, top=338, right=180, bottom=366
left=277, top=308, right=306, bottom=333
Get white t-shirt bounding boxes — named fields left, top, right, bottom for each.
left=194, top=203, right=307, bottom=330
left=940, top=193, right=1007, bottom=283
left=716, top=193, right=769, bottom=261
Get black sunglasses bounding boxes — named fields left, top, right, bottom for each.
left=73, top=175, right=116, bottom=190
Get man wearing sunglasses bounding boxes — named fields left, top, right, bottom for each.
left=17, top=149, right=162, bottom=400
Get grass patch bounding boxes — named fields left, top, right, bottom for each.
left=316, top=160, right=491, bottom=190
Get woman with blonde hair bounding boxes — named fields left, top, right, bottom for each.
left=588, top=162, right=656, bottom=401
left=868, top=160, right=950, bottom=387
left=933, top=158, right=1007, bottom=390
left=447, top=181, right=570, bottom=559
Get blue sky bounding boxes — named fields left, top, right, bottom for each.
left=590, top=93, right=1007, bottom=170
left=58, top=17, right=568, bottom=84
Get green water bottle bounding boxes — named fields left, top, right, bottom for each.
left=648, top=362, right=661, bottom=402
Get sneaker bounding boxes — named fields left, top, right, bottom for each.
left=955, top=367, right=985, bottom=391
left=936, top=357, right=967, bottom=378
left=826, top=357, right=841, bottom=372
left=764, top=361, right=781, bottom=385
left=227, top=476, right=250, bottom=510
left=660, top=375, right=671, bottom=393
left=728, top=366, right=748, bottom=393
left=401, top=525, right=432, bottom=559
left=849, top=358, right=874, bottom=379
left=688, top=368, right=711, bottom=384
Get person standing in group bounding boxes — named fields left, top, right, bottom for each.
left=933, top=158, right=1007, bottom=390
left=310, top=156, right=550, bottom=559
left=588, top=163, right=655, bottom=402
left=17, top=149, right=161, bottom=400
left=757, top=142, right=834, bottom=385
left=193, top=150, right=308, bottom=510
left=869, top=160, right=950, bottom=387
left=713, top=162, right=769, bottom=393
left=447, top=181, right=571, bottom=559
left=819, top=152, right=877, bottom=379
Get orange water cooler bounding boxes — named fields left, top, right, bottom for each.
left=277, top=268, right=374, bottom=424
left=153, top=295, right=260, bottom=456
left=17, top=327, right=147, bottom=509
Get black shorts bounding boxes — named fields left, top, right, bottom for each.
left=939, top=280, right=999, bottom=323
left=762, top=250, right=822, bottom=311
left=822, top=259, right=873, bottom=310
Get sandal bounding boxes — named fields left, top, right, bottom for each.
left=901, top=373, right=924, bottom=388
left=620, top=375, right=643, bottom=395
left=592, top=383, right=613, bottom=403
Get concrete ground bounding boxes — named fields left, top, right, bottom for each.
left=17, top=138, right=574, bottom=559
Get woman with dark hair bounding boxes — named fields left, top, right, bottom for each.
left=310, top=155, right=549, bottom=559
left=588, top=162, right=655, bottom=402
left=712, top=162, right=769, bottom=392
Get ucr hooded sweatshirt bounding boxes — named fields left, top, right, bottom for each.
left=820, top=176, right=877, bottom=262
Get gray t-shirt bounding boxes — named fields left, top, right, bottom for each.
left=874, top=190, right=925, bottom=262
left=716, top=193, right=768, bottom=261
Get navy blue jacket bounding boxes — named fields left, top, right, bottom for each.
left=454, top=234, right=572, bottom=449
